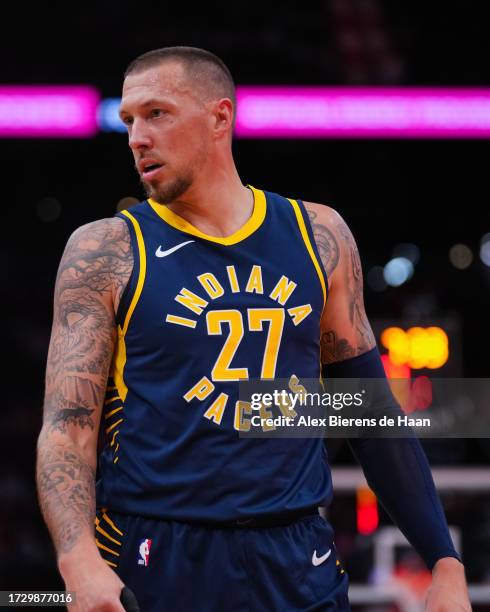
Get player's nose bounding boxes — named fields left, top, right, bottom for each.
left=128, top=118, right=152, bottom=150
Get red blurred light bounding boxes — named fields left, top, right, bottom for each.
left=357, top=487, right=379, bottom=535
left=410, top=375, right=433, bottom=411
left=381, top=353, right=411, bottom=379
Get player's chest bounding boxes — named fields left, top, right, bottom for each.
left=129, top=243, right=323, bottom=358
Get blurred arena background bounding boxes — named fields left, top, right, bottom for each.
left=2, top=1, right=490, bottom=610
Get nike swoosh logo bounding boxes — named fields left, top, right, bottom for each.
left=312, top=548, right=331, bottom=566
left=155, top=240, right=195, bottom=258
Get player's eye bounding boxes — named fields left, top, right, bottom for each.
left=150, top=108, right=165, bottom=118
left=121, top=116, right=133, bottom=126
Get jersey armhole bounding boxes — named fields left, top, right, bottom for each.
left=296, top=199, right=329, bottom=295
left=288, top=198, right=329, bottom=305
left=114, top=211, right=141, bottom=330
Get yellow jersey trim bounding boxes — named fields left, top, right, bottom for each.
left=119, top=210, right=147, bottom=334
left=287, top=198, right=327, bottom=307
left=106, top=418, right=123, bottom=434
left=104, top=396, right=120, bottom=406
left=113, top=328, right=128, bottom=401
left=113, top=209, right=147, bottom=402
left=105, top=406, right=123, bottom=419
left=101, top=511, right=124, bottom=536
left=147, top=186, right=266, bottom=245
left=95, top=522, right=121, bottom=546
left=96, top=539, right=120, bottom=557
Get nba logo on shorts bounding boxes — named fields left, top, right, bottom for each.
left=138, top=538, right=152, bottom=566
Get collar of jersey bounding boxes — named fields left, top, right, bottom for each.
left=147, top=185, right=266, bottom=246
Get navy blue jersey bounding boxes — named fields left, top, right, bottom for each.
left=96, top=186, right=333, bottom=521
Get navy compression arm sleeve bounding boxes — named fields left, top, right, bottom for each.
left=323, top=347, right=461, bottom=570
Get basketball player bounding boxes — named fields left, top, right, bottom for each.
left=36, top=47, right=471, bottom=611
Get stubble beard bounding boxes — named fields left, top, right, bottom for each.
left=142, top=174, right=193, bottom=205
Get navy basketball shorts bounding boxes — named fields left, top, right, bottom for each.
left=95, top=509, right=350, bottom=612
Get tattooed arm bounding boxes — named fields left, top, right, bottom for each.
left=303, top=202, right=376, bottom=363
left=305, top=203, right=471, bottom=610
left=36, top=217, right=132, bottom=611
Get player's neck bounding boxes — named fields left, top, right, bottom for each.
left=165, top=164, right=254, bottom=239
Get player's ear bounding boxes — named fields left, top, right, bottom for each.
left=211, top=98, right=234, bottom=138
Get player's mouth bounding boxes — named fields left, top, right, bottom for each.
left=138, top=159, right=165, bottom=180
left=142, top=164, right=164, bottom=180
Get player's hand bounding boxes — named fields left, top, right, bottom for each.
left=59, top=551, right=126, bottom=612
left=425, top=557, right=472, bottom=611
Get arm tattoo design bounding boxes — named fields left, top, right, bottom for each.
left=44, top=217, right=132, bottom=423
left=51, top=407, right=95, bottom=434
left=321, top=329, right=356, bottom=363
left=37, top=217, right=132, bottom=556
left=305, top=205, right=376, bottom=364
left=305, top=208, right=340, bottom=279
left=335, top=218, right=375, bottom=356
left=37, top=444, right=96, bottom=554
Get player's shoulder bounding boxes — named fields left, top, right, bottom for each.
left=301, top=200, right=359, bottom=277
left=302, top=200, right=346, bottom=232
left=67, top=216, right=130, bottom=251
left=59, top=216, right=133, bottom=311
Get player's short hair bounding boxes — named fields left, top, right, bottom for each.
left=124, top=46, right=236, bottom=121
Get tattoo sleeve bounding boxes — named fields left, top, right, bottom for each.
left=335, top=217, right=375, bottom=354
left=36, top=217, right=132, bottom=555
left=306, top=204, right=376, bottom=365
left=305, top=208, right=340, bottom=279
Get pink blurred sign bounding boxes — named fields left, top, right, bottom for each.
left=0, top=86, right=99, bottom=137
left=235, top=87, right=490, bottom=138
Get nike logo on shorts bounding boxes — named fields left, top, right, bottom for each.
left=155, top=240, right=195, bottom=258
left=312, top=548, right=331, bottom=566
